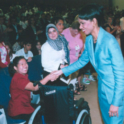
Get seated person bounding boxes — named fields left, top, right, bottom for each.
left=12, top=40, right=21, bottom=53
left=0, top=41, right=10, bottom=68
left=16, top=40, right=33, bottom=62
left=5, top=42, right=17, bottom=62
left=8, top=56, right=58, bottom=123
left=32, top=40, right=42, bottom=56
left=104, top=16, right=117, bottom=36
left=41, top=24, right=68, bottom=86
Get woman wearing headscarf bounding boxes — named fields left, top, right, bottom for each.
left=41, top=24, right=69, bottom=86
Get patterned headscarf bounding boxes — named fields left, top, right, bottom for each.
left=46, top=24, right=63, bottom=51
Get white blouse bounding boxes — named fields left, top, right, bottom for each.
left=0, top=46, right=7, bottom=63
left=10, top=54, right=17, bottom=62
left=41, top=42, right=67, bottom=72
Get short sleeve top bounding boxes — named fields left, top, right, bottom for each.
left=0, top=42, right=7, bottom=63
left=62, top=28, right=83, bottom=64
left=8, top=73, right=34, bottom=116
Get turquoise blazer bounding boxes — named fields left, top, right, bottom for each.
left=62, top=27, right=124, bottom=107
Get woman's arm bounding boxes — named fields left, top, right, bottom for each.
left=106, top=27, right=117, bottom=34
left=54, top=41, right=90, bottom=77
left=108, top=37, right=124, bottom=107
left=25, top=73, right=58, bottom=91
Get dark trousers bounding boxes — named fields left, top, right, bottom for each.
left=43, top=71, right=67, bottom=86
left=10, top=104, right=41, bottom=124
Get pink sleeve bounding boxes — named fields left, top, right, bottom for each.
left=61, top=29, right=66, bottom=35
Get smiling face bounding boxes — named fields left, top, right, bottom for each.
left=78, top=18, right=94, bottom=35
left=14, top=59, right=28, bottom=75
left=56, top=20, right=64, bottom=34
left=48, top=28, right=58, bottom=40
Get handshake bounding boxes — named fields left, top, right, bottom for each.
left=48, top=64, right=68, bottom=82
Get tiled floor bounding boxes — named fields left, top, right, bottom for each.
left=75, top=79, right=104, bottom=124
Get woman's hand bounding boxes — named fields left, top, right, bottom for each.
left=60, top=64, right=68, bottom=69
left=48, top=72, right=59, bottom=82
left=53, top=70, right=63, bottom=76
left=108, top=105, right=119, bottom=117
left=60, top=64, right=66, bottom=69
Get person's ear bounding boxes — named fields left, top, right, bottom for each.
left=14, top=66, right=17, bottom=71
left=92, top=18, right=98, bottom=27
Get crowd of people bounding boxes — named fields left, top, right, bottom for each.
left=0, top=2, right=124, bottom=124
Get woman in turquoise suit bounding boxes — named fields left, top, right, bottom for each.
left=55, top=4, right=124, bottom=124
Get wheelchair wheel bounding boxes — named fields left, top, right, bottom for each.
left=76, top=110, right=91, bottom=124
left=28, top=106, right=41, bottom=124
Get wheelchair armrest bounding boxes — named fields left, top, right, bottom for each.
left=75, top=98, right=84, bottom=110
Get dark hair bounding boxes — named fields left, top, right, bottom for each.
left=23, top=38, right=32, bottom=45
left=5, top=42, right=13, bottom=58
left=8, top=56, right=25, bottom=77
left=113, top=17, right=120, bottom=26
left=32, top=40, right=42, bottom=56
left=71, top=21, right=80, bottom=31
left=28, top=16, right=36, bottom=26
left=52, top=17, right=64, bottom=25
left=78, top=4, right=104, bottom=26
left=10, top=16, right=17, bottom=23
left=0, top=15, right=3, bottom=18
left=107, top=16, right=113, bottom=19
left=122, top=11, right=124, bottom=17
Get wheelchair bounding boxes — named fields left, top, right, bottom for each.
left=34, top=82, right=92, bottom=124
left=0, top=92, right=41, bottom=124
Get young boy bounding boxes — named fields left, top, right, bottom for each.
left=16, top=40, right=33, bottom=62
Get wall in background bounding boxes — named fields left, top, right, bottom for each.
left=112, top=0, right=124, bottom=10
left=42, top=0, right=109, bottom=8
left=0, top=0, right=109, bottom=8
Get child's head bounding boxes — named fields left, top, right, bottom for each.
left=23, top=39, right=32, bottom=51
left=9, top=56, right=28, bottom=77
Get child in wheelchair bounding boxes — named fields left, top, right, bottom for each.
left=8, top=56, right=58, bottom=123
